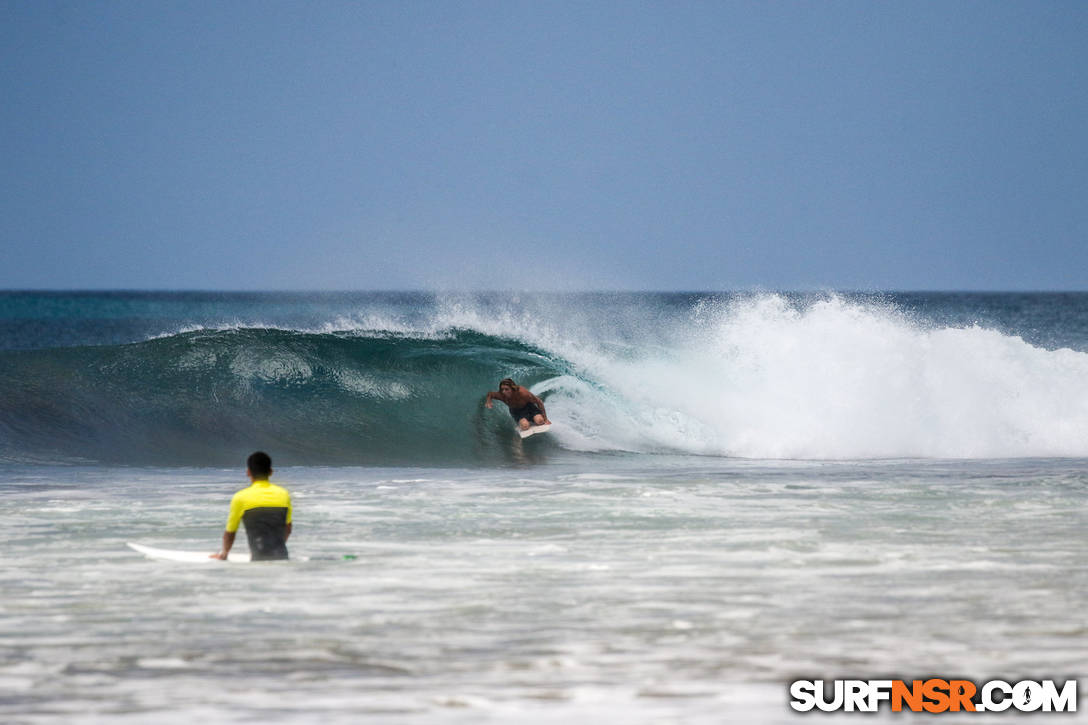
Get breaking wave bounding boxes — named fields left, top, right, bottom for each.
left=3, top=293, right=1088, bottom=464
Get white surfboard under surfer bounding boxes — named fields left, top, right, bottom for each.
left=485, top=378, right=552, bottom=437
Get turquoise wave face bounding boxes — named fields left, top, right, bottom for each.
left=0, top=328, right=566, bottom=465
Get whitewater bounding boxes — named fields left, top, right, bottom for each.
left=1, top=291, right=1086, bottom=723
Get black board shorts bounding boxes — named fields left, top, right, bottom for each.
left=510, top=402, right=543, bottom=422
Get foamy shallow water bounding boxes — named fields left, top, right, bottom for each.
left=1, top=459, right=1085, bottom=723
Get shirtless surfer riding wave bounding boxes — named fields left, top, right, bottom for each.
left=485, top=378, right=551, bottom=431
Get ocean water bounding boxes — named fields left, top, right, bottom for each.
left=0, top=291, right=1086, bottom=723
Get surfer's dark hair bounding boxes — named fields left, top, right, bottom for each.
left=247, top=451, right=272, bottom=478
left=499, top=378, right=516, bottom=389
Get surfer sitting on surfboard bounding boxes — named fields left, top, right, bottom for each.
left=485, top=378, right=551, bottom=431
left=211, top=451, right=292, bottom=561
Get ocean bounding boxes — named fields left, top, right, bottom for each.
left=0, top=291, right=1085, bottom=723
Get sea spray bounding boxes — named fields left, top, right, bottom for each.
left=537, top=294, right=1088, bottom=458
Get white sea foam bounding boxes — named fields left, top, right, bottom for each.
left=439, top=293, right=1088, bottom=460
left=335, top=370, right=413, bottom=400
left=228, top=348, right=315, bottom=386
left=4, top=462, right=1085, bottom=723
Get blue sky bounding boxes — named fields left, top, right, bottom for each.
left=2, top=1, right=1086, bottom=291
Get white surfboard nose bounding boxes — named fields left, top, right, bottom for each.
left=517, top=423, right=552, bottom=439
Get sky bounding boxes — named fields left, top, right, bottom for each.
left=1, top=0, right=1086, bottom=292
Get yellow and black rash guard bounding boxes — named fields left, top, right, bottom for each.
left=226, top=480, right=292, bottom=561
